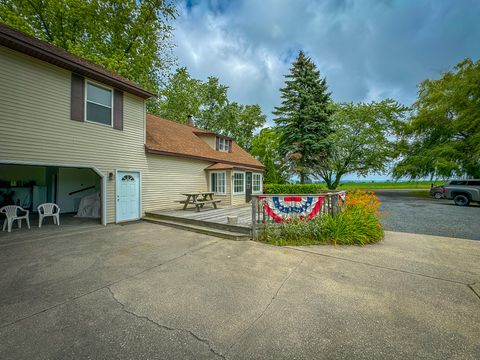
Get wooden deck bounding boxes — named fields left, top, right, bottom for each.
left=145, top=193, right=346, bottom=241
left=147, top=205, right=252, bottom=227
left=144, top=205, right=253, bottom=240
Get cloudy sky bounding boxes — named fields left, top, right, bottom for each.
left=172, top=0, right=480, bottom=126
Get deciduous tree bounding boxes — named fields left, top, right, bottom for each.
left=155, top=67, right=203, bottom=123
left=315, top=100, right=407, bottom=189
left=0, top=0, right=176, bottom=95
left=201, top=102, right=266, bottom=150
left=250, top=128, right=289, bottom=183
left=393, top=59, right=480, bottom=179
left=157, top=68, right=266, bottom=149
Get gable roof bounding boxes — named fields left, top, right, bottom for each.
left=0, top=22, right=154, bottom=99
left=145, top=114, right=265, bottom=170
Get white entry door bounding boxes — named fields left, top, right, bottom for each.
left=116, top=171, right=140, bottom=222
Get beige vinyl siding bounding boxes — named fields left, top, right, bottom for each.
left=231, top=193, right=247, bottom=206
left=0, top=45, right=256, bottom=221
left=197, top=134, right=216, bottom=150
left=143, top=154, right=211, bottom=210
left=0, top=45, right=147, bottom=223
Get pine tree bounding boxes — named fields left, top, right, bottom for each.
left=273, top=51, right=334, bottom=183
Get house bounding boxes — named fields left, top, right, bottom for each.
left=145, top=115, right=264, bottom=207
left=0, top=23, right=264, bottom=226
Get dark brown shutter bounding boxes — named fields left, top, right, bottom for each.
left=228, top=139, right=233, bottom=153
left=113, top=90, right=123, bottom=130
left=216, top=136, right=220, bottom=150
left=70, top=73, right=84, bottom=121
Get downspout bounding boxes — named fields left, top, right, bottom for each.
left=230, top=170, right=234, bottom=206
left=101, top=175, right=107, bottom=225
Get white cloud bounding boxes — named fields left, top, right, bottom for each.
left=173, top=0, right=480, bottom=122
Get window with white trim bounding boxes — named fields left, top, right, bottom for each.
left=210, top=171, right=226, bottom=194
left=86, top=81, right=113, bottom=126
left=233, top=172, right=245, bottom=194
left=253, top=173, right=262, bottom=193
left=217, top=137, right=230, bottom=152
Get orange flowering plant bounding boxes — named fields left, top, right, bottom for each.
left=344, top=190, right=382, bottom=216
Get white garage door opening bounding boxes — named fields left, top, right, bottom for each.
left=0, top=162, right=106, bottom=226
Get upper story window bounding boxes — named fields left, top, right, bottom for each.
left=253, top=173, right=262, bottom=193
left=71, top=74, right=123, bottom=130
left=217, top=137, right=230, bottom=152
left=86, top=81, right=113, bottom=126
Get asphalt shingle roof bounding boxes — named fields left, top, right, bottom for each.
left=145, top=114, right=265, bottom=170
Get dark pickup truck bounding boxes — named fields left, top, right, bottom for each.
left=441, top=179, right=480, bottom=206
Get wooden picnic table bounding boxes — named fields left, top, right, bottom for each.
left=179, top=192, right=221, bottom=212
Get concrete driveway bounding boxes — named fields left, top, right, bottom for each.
left=0, top=222, right=479, bottom=359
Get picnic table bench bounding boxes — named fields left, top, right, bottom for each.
left=178, top=192, right=221, bottom=212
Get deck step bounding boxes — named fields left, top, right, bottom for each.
left=144, top=211, right=251, bottom=234
left=143, top=217, right=251, bottom=241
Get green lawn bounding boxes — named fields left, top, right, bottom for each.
left=264, top=181, right=437, bottom=194
left=337, top=181, right=434, bottom=190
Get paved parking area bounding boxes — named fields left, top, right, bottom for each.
left=0, top=222, right=479, bottom=359
left=377, top=190, right=480, bottom=240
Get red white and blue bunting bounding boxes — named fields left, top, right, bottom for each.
left=259, top=196, right=325, bottom=223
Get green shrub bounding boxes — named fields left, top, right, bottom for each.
left=264, top=183, right=328, bottom=194
left=264, top=181, right=433, bottom=193
left=261, top=209, right=383, bottom=246
left=262, top=217, right=316, bottom=246
left=319, top=207, right=383, bottom=245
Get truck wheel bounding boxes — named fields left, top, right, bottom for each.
left=433, top=192, right=443, bottom=199
left=453, top=194, right=470, bottom=206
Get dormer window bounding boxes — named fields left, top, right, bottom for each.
left=216, top=137, right=232, bottom=152
left=218, top=137, right=229, bottom=152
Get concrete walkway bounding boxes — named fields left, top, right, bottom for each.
left=0, top=222, right=479, bottom=359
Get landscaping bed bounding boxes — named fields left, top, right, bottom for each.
left=259, top=190, right=384, bottom=246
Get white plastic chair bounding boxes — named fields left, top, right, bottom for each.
left=38, top=203, right=61, bottom=228
left=1, top=205, right=30, bottom=233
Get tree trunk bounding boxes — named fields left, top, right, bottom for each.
left=323, top=177, right=333, bottom=189
left=300, top=173, right=305, bottom=184
left=331, top=173, right=343, bottom=190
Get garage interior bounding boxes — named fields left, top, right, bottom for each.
left=0, top=164, right=102, bottom=229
